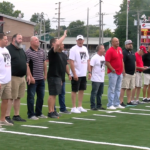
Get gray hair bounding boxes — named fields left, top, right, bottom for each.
left=96, top=44, right=104, bottom=52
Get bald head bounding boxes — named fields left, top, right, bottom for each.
left=111, top=37, right=119, bottom=48
left=30, top=36, right=39, bottom=49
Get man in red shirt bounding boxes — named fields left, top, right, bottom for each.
left=131, top=46, right=148, bottom=104
left=105, top=37, right=125, bottom=109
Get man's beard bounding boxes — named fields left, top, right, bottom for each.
left=15, top=40, right=22, bottom=49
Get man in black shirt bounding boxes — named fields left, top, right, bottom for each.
left=47, top=30, right=69, bottom=118
left=5, top=34, right=30, bottom=124
left=120, top=40, right=136, bottom=106
left=142, top=44, right=150, bottom=102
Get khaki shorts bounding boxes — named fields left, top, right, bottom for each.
left=135, top=72, right=142, bottom=87
left=0, top=81, right=11, bottom=100
left=143, top=73, right=150, bottom=85
left=11, top=76, right=26, bottom=99
left=121, top=73, right=135, bottom=89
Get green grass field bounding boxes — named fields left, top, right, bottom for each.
left=0, top=73, right=150, bottom=150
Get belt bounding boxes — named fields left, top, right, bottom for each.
left=136, top=71, right=142, bottom=73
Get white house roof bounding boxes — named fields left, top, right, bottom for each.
left=0, top=13, right=36, bottom=26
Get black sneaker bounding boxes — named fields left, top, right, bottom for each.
left=97, top=107, right=106, bottom=110
left=54, top=111, right=61, bottom=117
left=91, top=108, right=98, bottom=110
left=5, top=116, right=14, bottom=124
left=47, top=112, right=58, bottom=118
left=59, top=110, right=71, bottom=114
left=127, top=101, right=137, bottom=105
left=120, top=102, right=126, bottom=107
left=142, top=99, right=149, bottom=103
left=12, top=115, right=26, bottom=122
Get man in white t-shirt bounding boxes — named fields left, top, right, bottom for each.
left=89, top=45, right=106, bottom=110
left=0, top=33, right=12, bottom=127
left=69, top=35, right=90, bottom=113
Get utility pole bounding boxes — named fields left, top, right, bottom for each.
left=53, top=2, right=65, bottom=38
left=99, top=0, right=102, bottom=45
left=87, top=8, right=89, bottom=49
left=137, top=11, right=140, bottom=51
left=126, top=0, right=130, bottom=40
left=102, top=13, right=104, bottom=44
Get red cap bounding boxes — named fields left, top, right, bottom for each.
left=140, top=46, right=147, bottom=54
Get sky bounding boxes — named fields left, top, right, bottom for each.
left=1, top=0, right=123, bottom=31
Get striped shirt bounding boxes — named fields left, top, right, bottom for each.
left=26, top=47, right=46, bottom=80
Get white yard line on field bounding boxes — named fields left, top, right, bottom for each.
left=72, top=117, right=96, bottom=121
left=21, top=125, right=48, bottom=129
left=130, top=108, right=150, bottom=112
left=0, top=130, right=150, bottom=150
left=48, top=121, right=73, bottom=125
left=93, top=114, right=116, bottom=118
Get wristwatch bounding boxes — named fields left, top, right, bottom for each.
left=112, top=69, right=115, bottom=73
left=88, top=72, right=91, bottom=74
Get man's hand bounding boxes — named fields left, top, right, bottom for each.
left=112, top=69, right=116, bottom=74
left=123, top=72, right=126, bottom=77
left=68, top=75, right=72, bottom=81
left=73, top=74, right=78, bottom=81
left=64, top=30, right=67, bottom=37
left=26, top=75, right=31, bottom=85
left=31, top=76, right=35, bottom=84
left=44, top=74, right=47, bottom=81
left=88, top=73, right=91, bottom=80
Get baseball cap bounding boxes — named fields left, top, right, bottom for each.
left=140, top=45, right=147, bottom=54
left=76, top=35, right=84, bottom=40
left=125, top=40, right=133, bottom=45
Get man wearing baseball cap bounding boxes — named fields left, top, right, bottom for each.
left=69, top=35, right=90, bottom=113
left=131, top=45, right=148, bottom=104
left=120, top=40, right=137, bottom=107
left=142, top=44, right=150, bottom=102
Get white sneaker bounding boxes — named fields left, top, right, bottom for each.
left=71, top=107, right=81, bottom=113
left=107, top=106, right=116, bottom=110
left=77, top=107, right=87, bottom=112
left=115, top=104, right=125, bottom=109
left=29, top=116, right=39, bottom=120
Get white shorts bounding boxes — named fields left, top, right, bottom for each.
left=143, top=73, right=150, bottom=85
left=135, top=72, right=142, bottom=87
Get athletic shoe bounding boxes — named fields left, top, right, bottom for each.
left=47, top=112, right=58, bottom=118
left=91, top=108, right=98, bottom=110
left=142, top=98, right=149, bottom=103
left=147, top=99, right=150, bottom=102
left=29, top=116, right=39, bottom=120
left=136, top=100, right=145, bottom=104
left=12, top=115, right=26, bottom=122
left=97, top=107, right=106, bottom=110
left=5, top=116, right=14, bottom=124
left=0, top=120, right=13, bottom=126
left=115, top=104, right=125, bottom=109
left=54, top=111, right=61, bottom=117
left=120, top=102, right=126, bottom=107
left=107, top=106, right=116, bottom=110
left=71, top=107, right=81, bottom=113
left=59, top=110, right=71, bottom=114
left=37, top=114, right=48, bottom=119
left=127, top=101, right=137, bottom=105
left=77, top=107, right=87, bottom=112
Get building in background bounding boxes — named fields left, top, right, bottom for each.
left=0, top=13, right=36, bottom=50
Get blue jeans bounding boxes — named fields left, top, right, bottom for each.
left=27, top=79, right=45, bottom=118
left=107, top=73, right=123, bottom=107
left=90, top=82, right=104, bottom=109
left=54, top=82, right=66, bottom=112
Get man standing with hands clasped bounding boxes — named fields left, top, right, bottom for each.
left=69, top=35, right=90, bottom=113
left=105, top=37, right=125, bottom=110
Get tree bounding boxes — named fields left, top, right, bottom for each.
left=0, top=1, right=24, bottom=18
left=114, top=0, right=150, bottom=51
left=103, top=28, right=114, bottom=37
left=67, top=20, right=86, bottom=37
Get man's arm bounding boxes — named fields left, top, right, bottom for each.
left=105, top=61, right=116, bottom=73
left=27, top=63, right=35, bottom=84
left=44, top=60, right=47, bottom=80
left=88, top=60, right=92, bottom=80
left=66, top=65, right=72, bottom=80
left=69, top=59, right=78, bottom=81
left=54, top=30, right=67, bottom=52
left=26, top=64, right=31, bottom=85
left=122, top=60, right=125, bottom=76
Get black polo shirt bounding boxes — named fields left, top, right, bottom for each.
left=123, top=49, right=136, bottom=75
left=142, top=52, right=150, bottom=74
left=25, top=47, right=46, bottom=80
left=6, top=43, right=27, bottom=77
left=47, top=48, right=67, bottom=82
